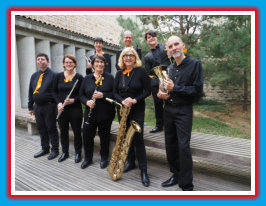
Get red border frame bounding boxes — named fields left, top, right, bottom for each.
left=7, top=7, right=259, bottom=199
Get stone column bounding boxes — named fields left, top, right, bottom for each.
left=15, top=38, right=21, bottom=108
left=51, top=43, right=64, bottom=73
left=110, top=55, right=117, bottom=76
left=64, top=45, right=75, bottom=56
left=16, top=36, right=36, bottom=108
left=35, top=39, right=51, bottom=68
left=76, top=48, right=86, bottom=76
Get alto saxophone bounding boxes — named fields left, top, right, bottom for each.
left=105, top=98, right=141, bottom=181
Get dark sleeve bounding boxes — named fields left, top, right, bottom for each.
left=115, top=50, right=121, bottom=71
left=52, top=73, right=62, bottom=105
left=137, top=48, right=142, bottom=60
left=73, top=74, right=84, bottom=103
left=172, top=61, right=204, bottom=97
left=86, top=54, right=94, bottom=75
left=144, top=55, right=152, bottom=75
left=113, top=71, right=124, bottom=103
left=79, top=77, right=89, bottom=106
left=102, top=75, right=114, bottom=99
left=28, top=74, right=34, bottom=111
left=135, top=68, right=151, bottom=102
left=106, top=54, right=112, bottom=73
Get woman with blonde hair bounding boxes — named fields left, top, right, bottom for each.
left=113, top=47, right=151, bottom=187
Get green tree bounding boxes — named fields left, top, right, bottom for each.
left=199, top=16, right=251, bottom=110
left=116, top=16, right=150, bottom=61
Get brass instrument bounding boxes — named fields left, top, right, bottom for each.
left=149, top=16, right=173, bottom=91
left=105, top=98, right=141, bottom=181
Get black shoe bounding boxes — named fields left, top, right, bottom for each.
left=141, top=170, right=150, bottom=187
left=47, top=151, right=59, bottom=160
left=81, top=160, right=92, bottom=169
left=58, top=153, right=69, bottom=162
left=100, top=159, right=108, bottom=169
left=75, top=153, right=82, bottom=163
left=161, top=175, right=178, bottom=187
left=181, top=185, right=194, bottom=191
left=34, top=149, right=49, bottom=158
left=149, top=126, right=163, bottom=133
left=123, top=162, right=136, bottom=173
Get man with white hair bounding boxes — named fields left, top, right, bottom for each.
left=157, top=35, right=204, bottom=191
left=115, top=30, right=142, bottom=70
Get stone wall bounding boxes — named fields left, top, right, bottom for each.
left=203, top=82, right=251, bottom=104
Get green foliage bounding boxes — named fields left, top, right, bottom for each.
left=192, top=117, right=250, bottom=139
left=116, top=16, right=150, bottom=62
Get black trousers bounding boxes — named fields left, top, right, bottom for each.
left=118, top=103, right=148, bottom=170
left=164, top=103, right=193, bottom=189
left=151, top=84, right=164, bottom=128
left=57, top=104, right=83, bottom=154
left=83, top=109, right=113, bottom=161
left=33, top=103, right=59, bottom=152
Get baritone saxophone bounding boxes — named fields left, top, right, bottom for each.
left=105, top=98, right=141, bottom=181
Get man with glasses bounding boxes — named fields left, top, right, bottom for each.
left=115, top=30, right=142, bottom=70
left=144, top=30, right=171, bottom=133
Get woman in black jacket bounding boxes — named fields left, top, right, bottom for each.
left=113, top=47, right=151, bottom=187
left=79, top=54, right=115, bottom=169
left=53, top=54, right=83, bottom=163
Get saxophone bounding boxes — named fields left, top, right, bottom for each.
left=105, top=98, right=141, bottom=181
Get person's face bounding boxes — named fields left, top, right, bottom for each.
left=146, top=34, right=157, bottom=47
left=123, top=51, right=136, bottom=68
left=167, top=37, right=185, bottom=59
left=93, top=58, right=105, bottom=73
left=63, top=57, right=76, bottom=71
left=123, top=34, right=133, bottom=47
left=94, top=41, right=103, bottom=51
left=36, top=56, right=49, bottom=70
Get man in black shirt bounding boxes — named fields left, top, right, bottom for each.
left=115, top=30, right=142, bottom=70
left=157, top=36, right=204, bottom=191
left=28, top=53, right=59, bottom=160
left=144, top=30, right=171, bottom=133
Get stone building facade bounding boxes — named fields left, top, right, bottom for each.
left=15, top=15, right=121, bottom=109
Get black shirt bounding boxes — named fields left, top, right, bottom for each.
left=52, top=72, right=83, bottom=107
left=144, top=44, right=171, bottom=86
left=79, top=72, right=115, bottom=121
left=167, top=56, right=204, bottom=106
left=28, top=68, right=57, bottom=110
left=86, top=53, right=112, bottom=75
left=113, top=67, right=151, bottom=104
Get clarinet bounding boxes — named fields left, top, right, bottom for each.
left=85, top=74, right=102, bottom=125
left=56, top=79, right=79, bottom=120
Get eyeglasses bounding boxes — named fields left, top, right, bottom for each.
left=123, top=54, right=135, bottom=59
left=64, top=62, right=74, bottom=65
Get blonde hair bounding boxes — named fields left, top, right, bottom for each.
left=118, top=47, right=142, bottom=70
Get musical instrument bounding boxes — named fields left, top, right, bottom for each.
left=84, top=55, right=94, bottom=73
left=56, top=79, right=79, bottom=120
left=105, top=98, right=141, bottom=181
left=84, top=74, right=102, bottom=125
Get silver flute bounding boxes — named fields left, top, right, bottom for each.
left=84, top=55, right=94, bottom=73
left=85, top=74, right=102, bottom=125
left=56, top=79, right=79, bottom=120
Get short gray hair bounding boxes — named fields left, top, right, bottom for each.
left=123, top=30, right=133, bottom=38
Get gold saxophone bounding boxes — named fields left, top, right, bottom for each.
left=105, top=98, right=141, bottom=181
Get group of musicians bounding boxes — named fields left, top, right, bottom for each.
left=28, top=30, right=204, bottom=191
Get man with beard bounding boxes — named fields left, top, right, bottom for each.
left=157, top=36, right=204, bottom=191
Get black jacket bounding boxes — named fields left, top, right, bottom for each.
left=144, top=44, right=171, bottom=86
left=115, top=47, right=142, bottom=70
left=167, top=56, right=204, bottom=106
